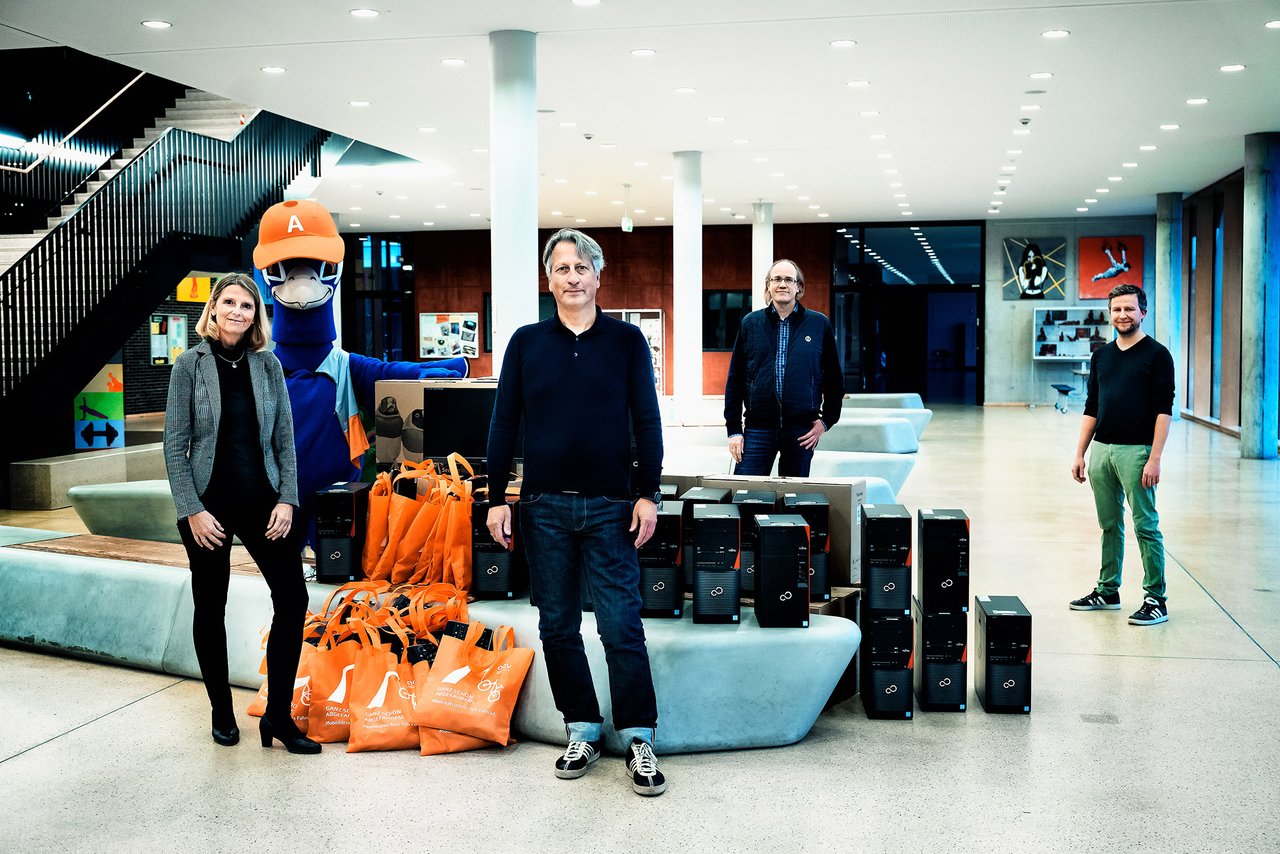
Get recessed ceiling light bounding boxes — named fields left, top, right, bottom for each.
left=554, top=178, right=568, bottom=184
left=703, top=197, right=716, bottom=203
left=1095, top=188, right=1110, bottom=193
left=349, top=223, right=361, bottom=227
left=893, top=193, right=907, bottom=198
left=470, top=213, right=483, bottom=218
left=389, top=214, right=401, bottom=219
left=817, top=213, right=830, bottom=218
left=1077, top=207, right=1089, bottom=212
left=674, top=87, right=696, bottom=95
left=883, top=169, right=898, bottom=175
left=1001, top=165, right=1017, bottom=172
left=423, top=222, right=434, bottom=226
left=1122, top=162, right=1138, bottom=168
left=1267, top=20, right=1280, bottom=29
left=395, top=194, right=408, bottom=200
left=719, top=206, right=731, bottom=212
left=707, top=116, right=726, bottom=122
left=631, top=48, right=656, bottom=57
left=472, top=147, right=488, bottom=154
left=1186, top=97, right=1209, bottom=105
left=808, top=204, right=821, bottom=210
left=997, top=178, right=1012, bottom=185
left=349, top=206, right=362, bottom=211
left=350, top=9, right=380, bottom=18
left=141, top=20, right=172, bottom=29
left=785, top=184, right=799, bottom=190
left=888, top=182, right=903, bottom=188
left=600, top=143, right=616, bottom=149
left=990, top=200, right=1004, bottom=206
left=635, top=208, right=646, bottom=214
left=633, top=160, right=648, bottom=166
left=1006, top=149, right=1023, bottom=155
left=897, top=203, right=910, bottom=208
left=559, top=121, right=578, bottom=128
left=847, top=80, right=871, bottom=88
left=654, top=216, right=666, bottom=221
left=418, top=126, right=436, bottom=133
left=1041, top=29, right=1070, bottom=39
left=770, top=171, right=785, bottom=177
left=753, top=156, right=769, bottom=163
left=1139, top=145, right=1158, bottom=151
left=870, top=133, right=888, bottom=140
left=261, top=66, right=286, bottom=74
left=859, top=110, right=880, bottom=118
left=735, top=213, right=748, bottom=219
left=573, top=0, right=600, bottom=5
left=798, top=195, right=811, bottom=201
left=902, top=211, right=914, bottom=216
left=1220, top=64, right=1245, bottom=72
left=987, top=209, right=1001, bottom=214
left=585, top=190, right=598, bottom=195
left=435, top=204, right=447, bottom=209
left=1160, top=123, right=1180, bottom=130
left=830, top=39, right=857, bottom=48
left=733, top=139, right=749, bottom=145
left=441, top=58, right=467, bottom=67
left=1085, top=198, right=1098, bottom=204
left=1029, top=71, right=1053, bottom=79
left=611, top=200, right=623, bottom=206
left=1021, top=105, right=1041, bottom=111
left=994, top=190, right=1007, bottom=196
left=551, top=210, right=563, bottom=216
left=877, top=153, right=893, bottom=159
left=349, top=100, right=370, bottom=107
left=349, top=184, right=364, bottom=189
left=1108, top=176, right=1123, bottom=182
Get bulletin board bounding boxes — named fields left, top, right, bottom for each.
left=420, top=312, right=480, bottom=359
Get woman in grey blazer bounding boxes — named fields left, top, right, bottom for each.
left=164, top=272, right=318, bottom=754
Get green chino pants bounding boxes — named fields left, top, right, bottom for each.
left=1087, top=441, right=1166, bottom=603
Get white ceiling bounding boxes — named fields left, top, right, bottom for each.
left=3, top=0, right=1279, bottom=233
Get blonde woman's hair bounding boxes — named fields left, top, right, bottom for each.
left=195, top=272, right=271, bottom=351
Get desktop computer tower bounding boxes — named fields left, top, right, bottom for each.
left=975, top=595, right=1032, bottom=714
left=731, top=490, right=776, bottom=596
left=861, top=504, right=912, bottom=614
left=858, top=608, right=913, bottom=719
left=690, top=504, right=740, bottom=573
left=679, top=486, right=730, bottom=584
left=639, top=565, right=683, bottom=618
left=753, top=514, right=810, bottom=628
left=314, top=481, right=371, bottom=584
left=912, top=596, right=967, bottom=712
left=638, top=500, right=683, bottom=569
left=692, top=569, right=740, bottom=624
left=917, top=509, right=970, bottom=613
left=470, top=499, right=527, bottom=600
left=782, top=493, right=830, bottom=600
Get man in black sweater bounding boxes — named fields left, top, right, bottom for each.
left=486, top=228, right=666, bottom=796
left=724, top=259, right=844, bottom=477
left=1070, top=283, right=1175, bottom=625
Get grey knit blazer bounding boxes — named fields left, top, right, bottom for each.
left=163, top=338, right=299, bottom=519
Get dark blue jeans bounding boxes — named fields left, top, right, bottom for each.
left=520, top=492, right=658, bottom=737
left=736, top=425, right=815, bottom=477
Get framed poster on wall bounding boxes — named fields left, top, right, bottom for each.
left=1002, top=237, right=1066, bottom=300
left=420, top=312, right=479, bottom=359
left=1078, top=236, right=1143, bottom=299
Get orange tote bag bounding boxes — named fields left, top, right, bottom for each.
left=346, top=621, right=419, bottom=752
left=412, top=624, right=533, bottom=746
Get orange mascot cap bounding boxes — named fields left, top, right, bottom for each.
left=253, top=199, right=344, bottom=268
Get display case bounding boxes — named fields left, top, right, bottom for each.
left=1032, top=307, right=1110, bottom=361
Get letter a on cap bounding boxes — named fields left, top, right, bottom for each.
left=287, top=214, right=305, bottom=233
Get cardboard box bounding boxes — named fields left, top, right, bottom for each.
left=699, top=475, right=866, bottom=586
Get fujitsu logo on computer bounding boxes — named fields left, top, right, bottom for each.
left=710, top=587, right=724, bottom=596
left=779, top=591, right=793, bottom=601
left=1003, top=679, right=1017, bottom=689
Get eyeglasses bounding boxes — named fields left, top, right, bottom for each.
left=768, top=276, right=798, bottom=286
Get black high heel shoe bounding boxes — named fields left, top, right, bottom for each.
left=259, top=717, right=321, bottom=754
left=212, top=724, right=240, bottom=746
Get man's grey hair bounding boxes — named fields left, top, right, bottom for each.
left=542, top=228, right=605, bottom=277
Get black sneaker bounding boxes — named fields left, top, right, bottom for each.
left=1128, top=597, right=1169, bottom=626
left=1069, top=590, right=1121, bottom=611
left=625, top=737, right=667, bottom=796
left=554, top=739, right=602, bottom=779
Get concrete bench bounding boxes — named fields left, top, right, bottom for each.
left=68, top=480, right=181, bottom=543
left=9, top=443, right=166, bottom=510
left=0, top=531, right=860, bottom=756
left=800, top=451, right=915, bottom=495
left=822, top=417, right=918, bottom=454
left=843, top=392, right=925, bottom=409
left=839, top=406, right=932, bottom=439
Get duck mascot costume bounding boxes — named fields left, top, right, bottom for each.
left=252, top=199, right=467, bottom=545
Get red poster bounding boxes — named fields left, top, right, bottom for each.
left=1078, top=236, right=1143, bottom=299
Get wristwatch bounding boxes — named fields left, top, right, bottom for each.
left=639, top=490, right=663, bottom=505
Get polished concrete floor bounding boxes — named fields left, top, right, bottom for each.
left=2, top=404, right=1278, bottom=852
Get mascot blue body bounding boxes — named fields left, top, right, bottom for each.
left=253, top=200, right=467, bottom=545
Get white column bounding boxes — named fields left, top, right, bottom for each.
left=488, top=30, right=539, bottom=376
left=673, top=151, right=703, bottom=416
left=751, top=201, right=774, bottom=311
left=1241, top=132, right=1280, bottom=459
left=1154, top=192, right=1182, bottom=421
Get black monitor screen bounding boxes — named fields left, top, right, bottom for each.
left=421, top=385, right=522, bottom=466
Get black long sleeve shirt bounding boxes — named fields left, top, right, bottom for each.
left=1084, top=336, right=1175, bottom=445
left=486, top=309, right=663, bottom=508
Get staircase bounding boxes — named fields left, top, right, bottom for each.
left=0, top=91, right=259, bottom=277
left=0, top=89, right=331, bottom=463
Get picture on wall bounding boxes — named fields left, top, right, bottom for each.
left=1078, top=236, right=1143, bottom=299
left=420, top=312, right=479, bottom=359
left=1002, top=237, right=1066, bottom=300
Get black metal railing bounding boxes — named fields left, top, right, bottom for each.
left=0, top=111, right=329, bottom=399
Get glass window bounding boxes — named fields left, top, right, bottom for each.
left=703, top=290, right=750, bottom=350
left=844, top=225, right=982, bottom=286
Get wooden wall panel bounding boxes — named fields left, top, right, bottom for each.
left=1193, top=202, right=1214, bottom=417
left=1220, top=177, right=1243, bottom=428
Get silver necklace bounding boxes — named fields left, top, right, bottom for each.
left=214, top=349, right=245, bottom=368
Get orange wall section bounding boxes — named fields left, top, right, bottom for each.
left=411, top=223, right=831, bottom=395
